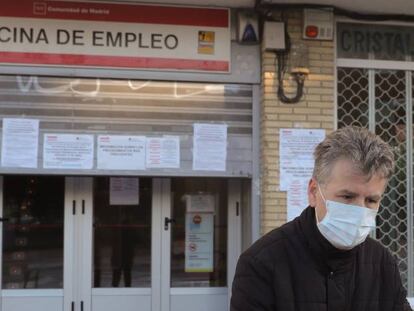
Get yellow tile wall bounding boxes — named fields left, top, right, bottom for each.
left=260, top=10, right=335, bottom=234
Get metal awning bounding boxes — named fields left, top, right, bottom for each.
left=95, top=0, right=414, bottom=16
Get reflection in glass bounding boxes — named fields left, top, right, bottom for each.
left=93, top=177, right=151, bottom=288
left=2, top=176, right=64, bottom=289
left=171, top=178, right=227, bottom=288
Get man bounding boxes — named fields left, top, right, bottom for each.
left=231, top=126, right=412, bottom=311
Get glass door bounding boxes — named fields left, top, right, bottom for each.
left=63, top=176, right=154, bottom=311
left=91, top=177, right=152, bottom=311
left=66, top=176, right=162, bottom=311
left=1, top=175, right=65, bottom=311
left=64, top=177, right=153, bottom=311
left=159, top=178, right=241, bottom=311
left=66, top=176, right=157, bottom=311
left=0, top=176, right=158, bottom=311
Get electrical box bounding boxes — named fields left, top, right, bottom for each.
left=303, top=8, right=334, bottom=41
left=263, top=21, right=286, bottom=51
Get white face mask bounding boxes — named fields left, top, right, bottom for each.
left=316, top=185, right=378, bottom=250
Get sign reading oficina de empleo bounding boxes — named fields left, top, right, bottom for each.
left=0, top=1, right=230, bottom=73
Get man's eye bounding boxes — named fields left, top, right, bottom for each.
left=341, top=195, right=353, bottom=200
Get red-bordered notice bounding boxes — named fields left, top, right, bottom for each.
left=0, top=1, right=230, bottom=72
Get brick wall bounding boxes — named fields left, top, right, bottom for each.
left=260, top=10, right=335, bottom=234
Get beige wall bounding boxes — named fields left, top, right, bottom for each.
left=260, top=10, right=335, bottom=235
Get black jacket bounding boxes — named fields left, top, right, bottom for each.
left=231, top=206, right=412, bottom=311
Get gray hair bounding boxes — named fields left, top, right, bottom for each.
left=313, top=126, right=395, bottom=184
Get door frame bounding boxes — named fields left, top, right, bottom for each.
left=76, top=176, right=152, bottom=311
left=155, top=178, right=242, bottom=311
left=64, top=177, right=93, bottom=311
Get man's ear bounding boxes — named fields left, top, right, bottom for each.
left=308, top=178, right=318, bottom=208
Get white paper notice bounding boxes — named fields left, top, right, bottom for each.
left=110, top=177, right=139, bottom=205
left=146, top=136, right=180, bottom=168
left=193, top=123, right=227, bottom=171
left=279, top=129, right=325, bottom=191
left=1, top=118, right=39, bottom=168
left=185, top=213, right=214, bottom=273
left=98, top=135, right=146, bottom=170
left=186, top=194, right=215, bottom=213
left=43, top=134, right=94, bottom=169
left=287, top=179, right=309, bottom=221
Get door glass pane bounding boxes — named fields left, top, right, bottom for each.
left=171, top=178, right=227, bottom=288
left=2, top=175, right=64, bottom=289
left=93, top=177, right=151, bottom=288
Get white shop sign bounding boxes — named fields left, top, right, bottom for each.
left=0, top=1, right=230, bottom=72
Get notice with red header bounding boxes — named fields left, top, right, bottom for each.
left=146, top=136, right=180, bottom=169
left=43, top=133, right=94, bottom=169
left=279, top=128, right=325, bottom=191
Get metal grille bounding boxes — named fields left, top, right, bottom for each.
left=337, top=68, right=369, bottom=128
left=337, top=68, right=410, bottom=290
left=375, top=70, right=408, bottom=287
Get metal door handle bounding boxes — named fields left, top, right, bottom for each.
left=164, top=217, right=176, bottom=230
